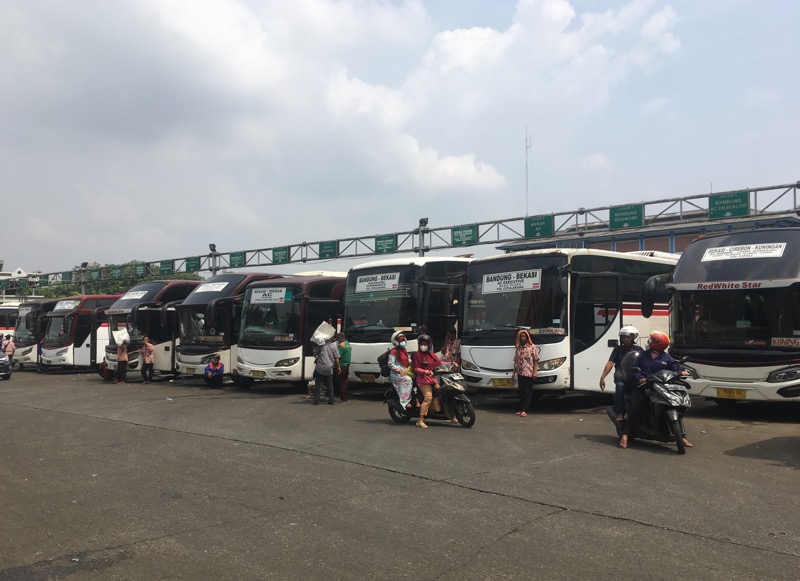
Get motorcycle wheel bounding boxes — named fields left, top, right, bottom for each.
left=454, top=400, right=476, bottom=428
left=669, top=418, right=686, bottom=455
left=388, top=405, right=412, bottom=423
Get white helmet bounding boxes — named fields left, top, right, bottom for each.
left=391, top=330, right=407, bottom=347
left=618, top=325, right=639, bottom=340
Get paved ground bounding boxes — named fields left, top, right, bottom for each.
left=0, top=370, right=798, bottom=580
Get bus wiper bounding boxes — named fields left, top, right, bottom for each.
left=465, top=327, right=517, bottom=340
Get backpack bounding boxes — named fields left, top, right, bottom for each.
left=377, top=349, right=391, bottom=377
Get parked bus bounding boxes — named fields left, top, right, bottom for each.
left=235, top=273, right=346, bottom=385
left=40, top=294, right=121, bottom=370
left=175, top=273, right=283, bottom=383
left=643, top=228, right=800, bottom=403
left=459, top=249, right=679, bottom=393
left=104, top=280, right=201, bottom=377
left=12, top=299, right=59, bottom=369
left=343, top=256, right=470, bottom=385
left=0, top=301, right=19, bottom=338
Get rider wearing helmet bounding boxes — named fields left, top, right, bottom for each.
left=599, top=326, right=644, bottom=422
left=412, top=334, right=443, bottom=429
left=388, top=331, right=414, bottom=410
left=620, top=331, right=691, bottom=449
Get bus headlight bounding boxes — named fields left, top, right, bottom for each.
left=460, top=359, right=479, bottom=372
left=681, top=364, right=699, bottom=379
left=767, top=367, right=800, bottom=383
left=57, top=349, right=68, bottom=357
left=276, top=358, right=299, bottom=367
left=538, top=357, right=566, bottom=371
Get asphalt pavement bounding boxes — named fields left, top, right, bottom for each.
left=0, top=370, right=798, bottom=580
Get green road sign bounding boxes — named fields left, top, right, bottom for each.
left=134, top=264, right=146, bottom=277
left=273, top=247, right=289, bottom=264
left=319, top=240, right=338, bottom=259
left=90, top=269, right=101, bottom=281
left=375, top=234, right=396, bottom=254
left=525, top=215, right=554, bottom=238
left=0, top=281, right=7, bottom=290
left=230, top=251, right=245, bottom=268
left=17, top=279, right=27, bottom=289
left=111, top=266, right=123, bottom=279
left=610, top=204, right=644, bottom=230
left=452, top=224, right=478, bottom=246
left=160, top=260, right=173, bottom=275
left=709, top=191, right=749, bottom=219
left=62, top=272, right=72, bottom=284
left=185, top=256, right=200, bottom=272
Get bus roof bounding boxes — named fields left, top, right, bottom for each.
left=246, top=274, right=345, bottom=289
left=349, top=256, right=472, bottom=271
left=49, top=294, right=122, bottom=314
left=472, top=247, right=680, bottom=266
left=672, top=228, right=800, bottom=284
left=107, top=280, right=202, bottom=314
left=179, top=273, right=284, bottom=307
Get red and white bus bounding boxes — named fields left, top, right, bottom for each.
left=12, top=299, right=59, bottom=369
left=40, top=295, right=121, bottom=370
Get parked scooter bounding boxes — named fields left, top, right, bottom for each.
left=385, top=363, right=475, bottom=428
left=607, top=363, right=692, bottom=454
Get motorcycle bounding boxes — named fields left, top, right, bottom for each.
left=607, top=364, right=692, bottom=454
left=384, top=363, right=476, bottom=428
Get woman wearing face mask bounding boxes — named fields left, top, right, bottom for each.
left=511, top=329, right=539, bottom=417
left=411, top=334, right=442, bottom=429
left=388, top=331, right=414, bottom=411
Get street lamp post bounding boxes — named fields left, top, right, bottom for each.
left=415, top=218, right=430, bottom=257
left=79, top=261, right=88, bottom=295
left=209, top=244, right=220, bottom=276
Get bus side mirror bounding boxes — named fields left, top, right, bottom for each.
left=641, top=273, right=671, bottom=318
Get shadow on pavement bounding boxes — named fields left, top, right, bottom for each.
left=725, top=436, right=800, bottom=469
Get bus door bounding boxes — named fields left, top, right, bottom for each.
left=422, top=283, right=462, bottom=348
left=570, top=274, right=620, bottom=389
left=302, top=298, right=343, bottom=380
left=88, top=309, right=110, bottom=367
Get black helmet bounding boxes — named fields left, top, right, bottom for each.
left=417, top=334, right=432, bottom=344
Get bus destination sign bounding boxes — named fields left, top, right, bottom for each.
left=483, top=270, right=542, bottom=294
left=356, top=272, right=400, bottom=293
left=701, top=243, right=786, bottom=262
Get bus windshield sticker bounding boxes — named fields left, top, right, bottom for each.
left=54, top=300, right=80, bottom=312
left=121, top=290, right=148, bottom=300
left=18, top=306, right=33, bottom=317
left=482, top=270, right=542, bottom=294
left=701, top=243, right=786, bottom=262
left=355, top=272, right=400, bottom=293
left=251, top=287, right=288, bottom=304
left=196, top=282, right=230, bottom=293
left=771, top=338, right=800, bottom=348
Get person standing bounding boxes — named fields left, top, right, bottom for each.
left=511, top=329, right=539, bottom=417
left=441, top=327, right=461, bottom=368
left=116, top=339, right=129, bottom=384
left=313, top=336, right=339, bottom=405
left=335, top=332, right=351, bottom=403
left=599, top=326, right=644, bottom=422
left=388, top=331, right=413, bottom=410
left=204, top=354, right=224, bottom=387
left=2, top=334, right=15, bottom=359
left=140, top=336, right=155, bottom=384
left=412, top=334, right=442, bottom=429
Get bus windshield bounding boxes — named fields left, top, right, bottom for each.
left=45, top=315, right=74, bottom=347
left=108, top=313, right=144, bottom=347
left=178, top=309, right=225, bottom=346
left=344, top=265, right=420, bottom=341
left=14, top=305, right=37, bottom=346
left=239, top=286, right=302, bottom=348
left=672, top=285, right=800, bottom=350
left=464, top=256, right=568, bottom=344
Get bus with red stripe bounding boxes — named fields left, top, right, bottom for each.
left=40, top=295, right=122, bottom=370
left=459, top=249, right=678, bottom=393
left=0, top=301, right=20, bottom=339
left=12, top=299, right=59, bottom=369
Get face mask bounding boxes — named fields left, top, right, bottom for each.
left=399, top=341, right=407, bottom=348
left=420, top=345, right=429, bottom=352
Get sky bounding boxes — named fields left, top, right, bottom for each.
left=2, top=0, right=798, bottom=275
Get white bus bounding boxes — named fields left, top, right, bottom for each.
left=643, top=228, right=800, bottom=403
left=235, top=273, right=345, bottom=386
left=459, top=249, right=678, bottom=393
left=0, top=301, right=20, bottom=339
left=40, top=295, right=121, bottom=370
left=12, top=299, right=59, bottom=369
left=343, top=256, right=470, bottom=385
left=105, top=280, right=201, bottom=377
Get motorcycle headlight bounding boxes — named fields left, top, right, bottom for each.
left=768, top=367, right=800, bottom=383
left=460, top=359, right=479, bottom=372
left=538, top=357, right=566, bottom=371
left=276, top=357, right=299, bottom=367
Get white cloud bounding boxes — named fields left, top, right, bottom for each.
left=581, top=152, right=613, bottom=171
left=642, top=96, right=668, bottom=116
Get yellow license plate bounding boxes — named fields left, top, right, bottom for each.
left=360, top=374, right=376, bottom=383
left=185, top=367, right=195, bottom=374
left=252, top=370, right=266, bottom=378
left=716, top=388, right=746, bottom=399
left=493, top=378, right=514, bottom=387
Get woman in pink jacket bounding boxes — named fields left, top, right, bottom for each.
left=411, top=334, right=442, bottom=429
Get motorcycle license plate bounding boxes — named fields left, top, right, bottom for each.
left=493, top=378, right=513, bottom=387
left=716, top=388, right=746, bottom=399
